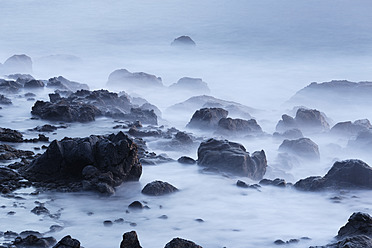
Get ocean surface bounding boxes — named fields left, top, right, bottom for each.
left=1, top=1, right=372, bottom=247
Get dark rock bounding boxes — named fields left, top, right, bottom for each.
left=331, top=119, right=371, bottom=137
left=103, top=220, right=113, bottom=227
left=12, top=234, right=57, bottom=248
left=0, top=127, right=23, bottom=142
left=6, top=73, right=34, bottom=83
left=164, top=237, right=202, bottom=248
left=120, top=231, right=142, bottom=248
left=53, top=235, right=80, bottom=248
left=0, top=79, right=22, bottom=94
left=216, top=117, right=263, bottom=136
left=274, top=239, right=285, bottom=245
left=278, top=138, right=320, bottom=160
left=169, top=77, right=209, bottom=94
left=236, top=180, right=249, bottom=188
left=0, top=144, right=34, bottom=161
left=259, top=178, right=286, bottom=187
left=273, top=128, right=303, bottom=140
left=124, top=108, right=158, bottom=125
left=49, top=225, right=64, bottom=233
left=197, top=138, right=267, bottom=180
left=2, top=54, right=32, bottom=74
left=20, top=131, right=141, bottom=194
left=174, top=132, right=194, bottom=145
left=178, top=156, right=196, bottom=165
left=0, top=167, right=30, bottom=193
left=32, top=124, right=58, bottom=133
left=128, top=127, right=161, bottom=138
left=276, top=108, right=330, bottom=133
left=31, top=205, right=50, bottom=215
left=107, top=68, right=163, bottom=89
left=4, top=231, right=19, bottom=238
left=19, top=231, right=43, bottom=239
left=187, top=108, right=228, bottom=130
left=171, top=36, right=196, bottom=46
left=47, top=76, right=89, bottom=92
left=0, top=94, right=12, bottom=105
left=128, top=201, right=144, bottom=209
left=24, top=80, right=45, bottom=89
left=295, top=159, right=372, bottom=191
left=142, top=180, right=178, bottom=196
left=337, top=212, right=372, bottom=239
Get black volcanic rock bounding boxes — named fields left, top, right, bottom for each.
left=279, top=137, right=320, bottom=160
left=276, top=108, right=330, bottom=133
left=12, top=234, right=57, bottom=248
left=0, top=127, right=23, bottom=142
left=120, top=231, right=142, bottom=248
left=295, top=159, right=372, bottom=191
left=178, top=156, right=196, bottom=165
left=20, top=132, right=142, bottom=194
left=142, top=180, right=178, bottom=196
left=164, top=238, right=202, bottom=248
left=2, top=54, right=32, bottom=74
left=47, top=76, right=89, bottom=92
left=0, top=144, right=34, bottom=161
left=187, top=108, right=228, bottom=130
left=0, top=167, right=31, bottom=193
left=171, top=36, right=196, bottom=46
left=107, top=68, right=163, bottom=89
left=197, top=138, right=267, bottom=180
left=169, top=77, right=209, bottom=94
left=53, top=235, right=80, bottom=248
left=216, top=117, right=263, bottom=136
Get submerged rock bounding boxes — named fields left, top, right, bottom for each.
left=197, top=138, right=267, bottom=180
left=142, top=180, right=178, bottom=196
left=278, top=137, right=320, bottom=160
left=20, top=131, right=142, bottom=194
left=164, top=238, right=202, bottom=248
left=187, top=108, right=228, bottom=130
left=295, top=159, right=372, bottom=191
left=120, top=231, right=142, bottom=248
left=171, top=36, right=196, bottom=46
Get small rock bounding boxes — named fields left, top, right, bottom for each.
left=142, top=181, right=178, bottom=196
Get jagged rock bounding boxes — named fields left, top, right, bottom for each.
left=107, top=69, right=163, bottom=89
left=259, top=178, right=286, bottom=187
left=169, top=77, right=210, bottom=94
left=120, top=231, right=142, bottom=248
left=276, top=108, right=330, bottom=133
left=278, top=138, right=320, bottom=160
left=171, top=36, right=196, bottom=46
left=2, top=54, right=32, bottom=74
left=142, top=180, right=178, bottom=196
left=47, top=76, right=89, bottom=92
left=12, top=235, right=57, bottom=248
left=0, top=94, right=12, bottom=105
left=24, top=80, right=45, bottom=89
left=0, top=127, right=23, bottom=142
left=53, top=235, right=80, bottom=248
left=187, top=108, right=228, bottom=130
left=216, top=117, right=263, bottom=136
left=178, top=156, right=196, bottom=165
left=197, top=138, right=267, bottom=180
left=0, top=167, right=31, bottom=193
left=20, top=132, right=142, bottom=194
left=6, top=73, right=34, bottom=83
left=295, top=159, right=372, bottom=191
left=0, top=79, right=22, bottom=94
left=0, top=144, right=34, bottom=161
left=331, top=119, right=371, bottom=137
left=128, top=127, right=161, bottom=138
left=164, top=238, right=202, bottom=248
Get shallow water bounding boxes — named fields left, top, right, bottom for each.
left=1, top=0, right=372, bottom=247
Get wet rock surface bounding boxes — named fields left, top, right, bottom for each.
left=0, top=127, right=24, bottom=142
left=20, top=131, right=142, bottom=194
left=164, top=237, right=202, bottom=248
left=187, top=108, right=228, bottom=130
left=295, top=159, right=372, bottom=191
left=171, top=36, right=196, bottom=46
left=0, top=167, right=31, bottom=193
left=120, top=231, right=142, bottom=248
left=141, top=180, right=178, bottom=196
left=216, top=117, right=263, bottom=136
left=197, top=138, right=267, bottom=180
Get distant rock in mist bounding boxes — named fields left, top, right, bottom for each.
left=187, top=107, right=228, bottom=130
left=216, top=117, right=264, bottom=137
left=1, top=54, right=33, bottom=74
left=169, top=77, right=210, bottom=94
left=107, top=68, right=163, bottom=90
left=331, top=119, right=371, bottom=137
left=47, top=76, right=89, bottom=92
left=197, top=138, right=267, bottom=180
left=167, top=95, right=255, bottom=119
left=279, top=137, right=320, bottom=160
left=295, top=159, right=372, bottom=191
left=171, top=35, right=196, bottom=46
left=287, top=80, right=372, bottom=111
left=276, top=107, right=330, bottom=134
left=348, top=129, right=372, bottom=150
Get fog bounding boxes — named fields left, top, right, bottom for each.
left=1, top=0, right=372, bottom=247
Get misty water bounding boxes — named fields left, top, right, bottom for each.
left=1, top=1, right=372, bottom=247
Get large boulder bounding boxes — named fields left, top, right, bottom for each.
left=141, top=180, right=178, bottom=196
left=216, top=117, right=263, bottom=136
left=107, top=69, right=163, bottom=89
left=278, top=138, right=320, bottom=160
left=276, top=108, right=330, bottom=133
left=295, top=159, right=372, bottom=191
left=331, top=119, right=371, bottom=137
left=20, top=132, right=142, bottom=194
left=24, top=80, right=45, bottom=89
left=171, top=36, right=196, bottom=46
left=197, top=138, right=267, bottom=180
left=164, top=238, right=202, bottom=248
left=187, top=108, right=228, bottom=130
left=53, top=235, right=80, bottom=248
left=169, top=77, right=210, bottom=94
left=2, top=54, right=32, bottom=74
left=47, top=76, right=89, bottom=92
left=120, top=231, right=142, bottom=248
